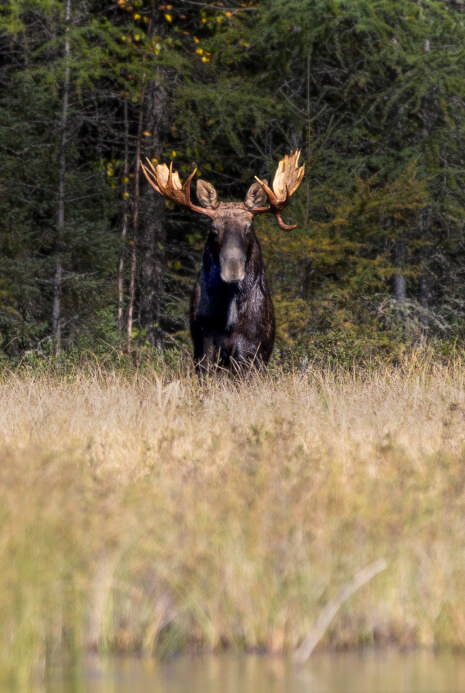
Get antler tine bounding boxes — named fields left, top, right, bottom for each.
left=253, top=177, right=274, bottom=203
left=251, top=151, right=305, bottom=231
left=183, top=167, right=198, bottom=207
left=141, top=158, right=162, bottom=194
left=275, top=213, right=297, bottom=232
left=145, top=157, right=158, bottom=177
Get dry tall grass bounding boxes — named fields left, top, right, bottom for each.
left=1, top=357, right=465, bottom=686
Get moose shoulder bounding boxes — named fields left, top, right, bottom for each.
left=141, top=152, right=304, bottom=375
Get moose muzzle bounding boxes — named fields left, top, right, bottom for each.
left=219, top=228, right=247, bottom=283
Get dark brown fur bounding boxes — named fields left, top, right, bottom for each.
left=189, top=202, right=275, bottom=375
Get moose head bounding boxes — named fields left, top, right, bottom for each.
left=141, top=152, right=304, bottom=283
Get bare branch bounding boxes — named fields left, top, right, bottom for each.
left=294, top=558, right=388, bottom=664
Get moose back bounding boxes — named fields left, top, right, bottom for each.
left=141, top=152, right=304, bottom=375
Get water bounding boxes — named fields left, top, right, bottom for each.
left=43, top=651, right=465, bottom=693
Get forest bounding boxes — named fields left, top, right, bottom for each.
left=2, top=0, right=465, bottom=366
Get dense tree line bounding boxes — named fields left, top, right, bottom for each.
left=1, top=0, right=465, bottom=364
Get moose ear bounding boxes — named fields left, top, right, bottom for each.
left=244, top=180, right=268, bottom=209
left=196, top=180, right=220, bottom=209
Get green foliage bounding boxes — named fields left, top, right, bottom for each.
left=2, top=0, right=465, bottom=362
left=0, top=60, right=117, bottom=353
left=243, top=0, right=465, bottom=359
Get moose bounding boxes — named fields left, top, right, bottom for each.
left=141, top=152, right=304, bottom=375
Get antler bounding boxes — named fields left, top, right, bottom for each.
left=140, top=158, right=216, bottom=218
left=253, top=151, right=305, bottom=231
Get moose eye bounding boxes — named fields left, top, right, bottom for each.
left=211, top=225, right=220, bottom=236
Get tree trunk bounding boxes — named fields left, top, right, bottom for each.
left=418, top=208, right=431, bottom=327
left=52, top=0, right=71, bottom=353
left=419, top=271, right=429, bottom=309
left=304, top=50, right=312, bottom=225
left=138, top=78, right=169, bottom=349
left=127, top=3, right=169, bottom=350
left=392, top=241, right=407, bottom=330
left=127, top=86, right=145, bottom=346
left=117, top=95, right=129, bottom=336
left=418, top=28, right=431, bottom=325
left=392, top=241, right=407, bottom=305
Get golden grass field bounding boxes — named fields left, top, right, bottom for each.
left=1, top=355, right=465, bottom=686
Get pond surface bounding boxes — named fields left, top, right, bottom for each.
left=45, top=651, right=465, bottom=693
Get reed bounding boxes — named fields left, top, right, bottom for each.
left=1, top=356, right=465, bottom=686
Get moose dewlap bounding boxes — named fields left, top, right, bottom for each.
left=141, top=152, right=304, bottom=375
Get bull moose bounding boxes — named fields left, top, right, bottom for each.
left=141, top=152, right=304, bottom=375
